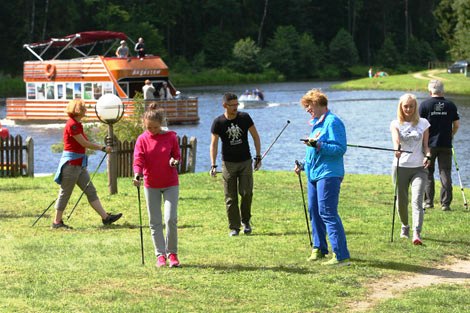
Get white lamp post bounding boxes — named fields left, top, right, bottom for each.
left=95, top=94, right=125, bottom=194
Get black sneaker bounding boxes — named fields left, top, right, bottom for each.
left=229, top=229, right=240, bottom=237
left=102, top=213, right=123, bottom=225
left=51, top=220, right=73, bottom=229
left=243, top=222, right=252, bottom=235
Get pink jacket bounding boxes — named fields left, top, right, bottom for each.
left=133, top=130, right=181, bottom=188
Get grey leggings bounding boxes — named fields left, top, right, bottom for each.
left=144, top=185, right=179, bottom=257
left=55, top=164, right=98, bottom=211
left=393, top=166, right=427, bottom=232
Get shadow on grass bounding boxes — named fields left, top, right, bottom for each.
left=0, top=211, right=44, bottom=219
left=354, top=258, right=470, bottom=279
left=423, top=237, right=470, bottom=247
left=183, top=262, right=315, bottom=275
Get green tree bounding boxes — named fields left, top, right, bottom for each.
left=451, top=0, right=470, bottom=59
left=405, top=37, right=436, bottom=66
left=232, top=38, right=262, bottom=73
left=262, top=25, right=300, bottom=78
left=376, top=36, right=400, bottom=68
left=202, top=29, right=233, bottom=67
left=297, top=33, right=323, bottom=78
left=328, top=28, right=359, bottom=69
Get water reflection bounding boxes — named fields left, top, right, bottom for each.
left=1, top=82, right=469, bottom=187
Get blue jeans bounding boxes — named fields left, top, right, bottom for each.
left=307, top=177, right=350, bottom=261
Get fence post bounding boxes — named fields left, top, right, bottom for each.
left=25, top=136, right=34, bottom=177
left=188, top=136, right=197, bottom=173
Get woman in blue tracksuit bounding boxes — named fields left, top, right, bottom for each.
left=295, top=89, right=350, bottom=266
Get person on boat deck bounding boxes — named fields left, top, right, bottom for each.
left=116, top=40, right=129, bottom=58
left=52, top=99, right=123, bottom=229
left=159, top=82, right=173, bottom=100
left=254, top=88, right=264, bottom=101
left=0, top=121, right=9, bottom=139
left=143, top=80, right=156, bottom=100
left=135, top=37, right=145, bottom=60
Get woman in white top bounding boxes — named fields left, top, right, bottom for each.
left=390, top=93, right=431, bottom=245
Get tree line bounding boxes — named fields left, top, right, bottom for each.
left=0, top=0, right=469, bottom=79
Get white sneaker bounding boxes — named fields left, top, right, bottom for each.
left=400, top=225, right=410, bottom=239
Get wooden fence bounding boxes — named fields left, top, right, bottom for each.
left=0, top=135, right=34, bottom=177
left=115, top=135, right=197, bottom=177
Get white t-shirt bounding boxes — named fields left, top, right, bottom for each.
left=390, top=118, right=430, bottom=168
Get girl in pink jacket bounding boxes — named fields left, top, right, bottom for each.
left=133, top=105, right=181, bottom=268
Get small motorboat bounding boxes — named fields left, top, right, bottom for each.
left=239, top=89, right=268, bottom=109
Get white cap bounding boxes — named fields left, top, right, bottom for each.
left=120, top=40, right=126, bottom=44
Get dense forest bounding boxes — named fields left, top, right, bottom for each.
left=0, top=0, right=469, bottom=79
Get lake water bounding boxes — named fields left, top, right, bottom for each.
left=1, top=81, right=469, bottom=187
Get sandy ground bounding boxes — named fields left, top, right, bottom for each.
left=348, top=257, right=470, bottom=312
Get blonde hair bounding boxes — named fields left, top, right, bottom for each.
left=397, top=93, right=419, bottom=125
left=300, top=89, right=328, bottom=108
left=143, top=103, right=165, bottom=124
left=65, top=99, right=86, bottom=117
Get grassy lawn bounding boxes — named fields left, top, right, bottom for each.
left=0, top=171, right=469, bottom=312
left=332, top=70, right=470, bottom=96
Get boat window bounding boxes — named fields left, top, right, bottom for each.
left=118, top=82, right=129, bottom=97
left=57, top=84, right=65, bottom=100
left=84, top=83, right=93, bottom=100
left=36, top=83, right=45, bottom=100
left=66, top=83, right=74, bottom=100
left=46, top=83, right=55, bottom=100
left=93, top=83, right=103, bottom=100
left=27, top=83, right=36, bottom=100
left=74, top=83, right=82, bottom=99
left=103, top=82, right=113, bottom=95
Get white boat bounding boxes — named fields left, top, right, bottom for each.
left=238, top=93, right=268, bottom=109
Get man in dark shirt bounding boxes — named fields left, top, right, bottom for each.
left=210, top=92, right=262, bottom=236
left=419, top=80, right=460, bottom=211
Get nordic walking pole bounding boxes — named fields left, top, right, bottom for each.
left=261, top=120, right=290, bottom=160
left=32, top=199, right=56, bottom=226
left=347, top=144, right=412, bottom=154
left=391, top=145, right=401, bottom=242
left=295, top=160, right=313, bottom=248
left=452, top=148, right=468, bottom=210
left=136, top=184, right=145, bottom=265
left=66, top=152, right=108, bottom=221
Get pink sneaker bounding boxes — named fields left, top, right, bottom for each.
left=156, top=255, right=167, bottom=267
left=168, top=253, right=181, bottom=268
left=413, top=231, right=423, bottom=245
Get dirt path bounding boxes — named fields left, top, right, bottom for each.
left=412, top=69, right=448, bottom=81
left=348, top=257, right=470, bottom=312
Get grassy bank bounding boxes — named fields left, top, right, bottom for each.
left=332, top=69, right=470, bottom=95
left=171, top=68, right=284, bottom=87
left=0, top=171, right=469, bottom=312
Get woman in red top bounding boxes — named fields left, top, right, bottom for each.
left=52, top=99, right=122, bottom=229
left=133, top=105, right=181, bottom=268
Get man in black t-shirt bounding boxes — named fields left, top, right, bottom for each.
left=210, top=92, right=262, bottom=236
left=419, top=80, right=460, bottom=211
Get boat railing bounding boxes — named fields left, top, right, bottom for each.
left=6, top=97, right=199, bottom=124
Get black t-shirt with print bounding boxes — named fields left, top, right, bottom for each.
left=211, top=112, right=254, bottom=162
left=419, top=97, right=460, bottom=148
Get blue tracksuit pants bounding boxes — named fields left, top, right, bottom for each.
left=307, top=177, right=350, bottom=261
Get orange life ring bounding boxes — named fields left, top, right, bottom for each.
left=44, top=64, right=56, bottom=80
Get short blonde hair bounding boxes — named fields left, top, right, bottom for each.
left=301, top=89, right=328, bottom=108
left=397, top=93, right=419, bottom=125
left=65, top=99, right=86, bottom=117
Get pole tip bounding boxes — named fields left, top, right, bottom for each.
left=287, top=120, right=290, bottom=123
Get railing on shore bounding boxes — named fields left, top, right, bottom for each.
left=0, top=135, right=34, bottom=177
left=428, top=61, right=453, bottom=69
left=115, top=135, right=197, bottom=177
